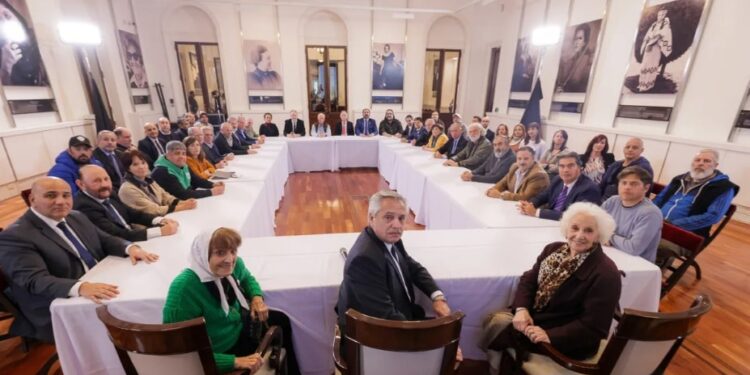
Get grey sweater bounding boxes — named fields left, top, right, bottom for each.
left=602, top=196, right=663, bottom=263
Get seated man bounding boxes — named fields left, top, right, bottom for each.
left=215, top=122, right=251, bottom=156
left=414, top=118, right=435, bottom=147
left=310, top=112, right=332, bottom=137
left=157, top=117, right=182, bottom=144
left=602, top=166, right=663, bottom=263
left=202, top=125, right=234, bottom=165
left=336, top=191, right=453, bottom=348
left=0, top=177, right=157, bottom=343
left=235, top=116, right=260, bottom=147
left=519, top=151, right=601, bottom=221
left=486, top=147, right=549, bottom=201
left=600, top=137, right=653, bottom=202
left=481, top=116, right=495, bottom=142
left=654, top=148, right=739, bottom=240
left=48, top=135, right=101, bottom=195
left=405, top=117, right=427, bottom=144
left=435, top=123, right=467, bottom=159
left=92, top=130, right=125, bottom=191
left=283, top=109, right=306, bottom=137
left=74, top=165, right=179, bottom=242
left=400, top=114, right=414, bottom=137
left=379, top=109, right=403, bottom=137
left=461, top=135, right=515, bottom=184
left=151, top=141, right=225, bottom=200
left=175, top=113, right=194, bottom=139
left=444, top=123, right=492, bottom=170
left=355, top=108, right=377, bottom=136
left=137, top=122, right=167, bottom=167
left=113, top=126, right=136, bottom=154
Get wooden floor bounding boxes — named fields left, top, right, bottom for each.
left=0, top=168, right=747, bottom=374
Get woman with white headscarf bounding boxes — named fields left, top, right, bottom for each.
left=163, top=227, right=299, bottom=374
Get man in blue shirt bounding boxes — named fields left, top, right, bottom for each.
left=48, top=136, right=102, bottom=195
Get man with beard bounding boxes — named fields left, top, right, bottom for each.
left=378, top=109, right=403, bottom=137
left=92, top=131, right=126, bottom=191
left=460, top=135, right=514, bottom=184
left=73, top=165, right=179, bottom=242
left=444, top=123, right=492, bottom=170
left=48, top=136, right=102, bottom=195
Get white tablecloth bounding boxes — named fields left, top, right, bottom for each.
left=50, top=136, right=662, bottom=375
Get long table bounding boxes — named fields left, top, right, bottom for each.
left=50, top=136, right=661, bottom=375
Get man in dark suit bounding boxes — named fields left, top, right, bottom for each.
left=137, top=122, right=166, bottom=167
left=235, top=117, right=259, bottom=147
left=333, top=110, right=354, bottom=136
left=520, top=151, right=601, bottom=220
left=215, top=123, right=251, bottom=155
left=481, top=116, right=495, bottom=142
left=92, top=130, right=125, bottom=191
left=113, top=127, right=136, bottom=154
left=336, top=190, right=452, bottom=341
left=0, top=177, right=158, bottom=343
left=202, top=125, right=233, bottom=165
left=435, top=123, right=467, bottom=159
left=354, top=108, right=377, bottom=136
left=73, top=165, right=179, bottom=242
left=283, top=110, right=306, bottom=137
left=461, top=135, right=515, bottom=184
left=157, top=117, right=181, bottom=144
left=444, top=123, right=493, bottom=170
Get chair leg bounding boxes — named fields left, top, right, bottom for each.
left=35, top=352, right=58, bottom=375
left=692, top=261, right=702, bottom=280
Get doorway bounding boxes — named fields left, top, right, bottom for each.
left=422, top=49, right=461, bottom=125
left=175, top=42, right=225, bottom=115
left=305, top=46, right=347, bottom=126
left=484, top=47, right=501, bottom=114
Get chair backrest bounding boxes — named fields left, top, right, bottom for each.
left=21, top=189, right=32, bottom=207
left=661, top=222, right=704, bottom=255
left=95, top=305, right=220, bottom=375
left=342, top=309, right=464, bottom=375
left=651, top=182, right=666, bottom=196
left=0, top=266, right=22, bottom=318
left=598, top=294, right=712, bottom=375
left=704, top=204, right=736, bottom=247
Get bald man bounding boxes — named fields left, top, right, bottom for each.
left=73, top=165, right=179, bottom=242
left=599, top=138, right=653, bottom=202
left=157, top=117, right=181, bottom=144
left=137, top=122, right=166, bottom=167
left=92, top=130, right=126, bottom=190
left=0, top=177, right=158, bottom=342
left=215, top=122, right=251, bottom=155
left=113, top=127, right=136, bottom=154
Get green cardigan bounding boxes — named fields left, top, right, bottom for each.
left=163, top=258, right=263, bottom=373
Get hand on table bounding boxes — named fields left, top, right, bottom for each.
left=79, top=282, right=119, bottom=304
left=444, top=160, right=458, bottom=167
left=460, top=171, right=472, bottom=181
left=128, top=245, right=159, bottom=265
left=486, top=188, right=502, bottom=198
left=517, top=201, right=536, bottom=216
left=211, top=183, right=225, bottom=196
left=159, top=219, right=179, bottom=236
left=176, top=199, right=198, bottom=211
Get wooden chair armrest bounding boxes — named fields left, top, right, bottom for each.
left=537, top=342, right=601, bottom=374
left=333, top=335, right=348, bottom=374
left=255, top=326, right=281, bottom=357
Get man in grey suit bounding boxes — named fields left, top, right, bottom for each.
left=336, top=191, right=452, bottom=341
left=461, top=135, right=515, bottom=184
left=444, top=123, right=493, bottom=170
left=0, top=177, right=159, bottom=343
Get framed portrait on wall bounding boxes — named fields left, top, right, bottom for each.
left=118, top=30, right=149, bottom=88
left=0, top=0, right=49, bottom=86
left=555, top=19, right=602, bottom=94
left=372, top=43, right=404, bottom=91
left=243, top=40, right=283, bottom=91
left=621, top=0, right=709, bottom=95
left=510, top=37, right=539, bottom=93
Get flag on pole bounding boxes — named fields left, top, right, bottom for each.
left=520, top=79, right=543, bottom=126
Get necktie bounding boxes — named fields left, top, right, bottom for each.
left=108, top=153, right=122, bottom=180
left=342, top=123, right=347, bottom=136
left=153, top=138, right=165, bottom=155
left=451, top=139, right=459, bottom=154
left=57, top=222, right=97, bottom=269
left=102, top=199, right=131, bottom=229
left=364, top=120, right=368, bottom=135
left=387, top=246, right=412, bottom=302
left=552, top=185, right=569, bottom=211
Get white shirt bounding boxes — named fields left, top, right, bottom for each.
left=384, top=243, right=444, bottom=301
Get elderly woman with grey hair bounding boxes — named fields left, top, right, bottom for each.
left=480, top=202, right=621, bottom=374
left=151, top=141, right=225, bottom=200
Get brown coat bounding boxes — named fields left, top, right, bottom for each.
left=490, top=162, right=550, bottom=201
left=512, top=242, right=622, bottom=359
left=118, top=179, right=178, bottom=216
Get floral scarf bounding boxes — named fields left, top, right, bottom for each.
left=534, top=243, right=592, bottom=311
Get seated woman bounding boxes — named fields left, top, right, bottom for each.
left=523, top=122, right=546, bottom=161
left=422, top=124, right=448, bottom=152
left=185, top=136, right=217, bottom=179
left=539, top=130, right=569, bottom=175
left=509, top=124, right=525, bottom=153
left=480, top=202, right=621, bottom=372
left=163, top=228, right=299, bottom=374
left=496, top=124, right=509, bottom=138
left=580, top=134, right=615, bottom=184
left=118, top=149, right=197, bottom=216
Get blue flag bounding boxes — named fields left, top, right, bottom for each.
left=520, top=79, right=543, bottom=126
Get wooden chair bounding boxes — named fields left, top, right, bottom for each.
left=95, top=305, right=285, bottom=375
left=333, top=309, right=464, bottom=375
left=21, top=188, right=32, bottom=207
left=659, top=222, right=705, bottom=297
left=502, top=294, right=712, bottom=374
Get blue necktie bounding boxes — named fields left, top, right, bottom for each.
left=57, top=222, right=97, bottom=269
left=552, top=185, right=569, bottom=211
left=364, top=120, right=369, bottom=135
left=102, top=199, right=131, bottom=229
left=108, top=152, right=122, bottom=180
left=451, top=139, right=459, bottom=154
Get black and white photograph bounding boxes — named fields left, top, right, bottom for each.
left=510, top=37, right=539, bottom=92
left=372, top=42, right=404, bottom=90
left=622, top=0, right=708, bottom=94
left=555, top=19, right=602, bottom=93
left=244, top=39, right=283, bottom=91
left=118, top=29, right=148, bottom=88
left=0, top=0, right=48, bottom=86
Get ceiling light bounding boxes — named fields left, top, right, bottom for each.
left=58, top=22, right=102, bottom=45
left=2, top=20, right=27, bottom=43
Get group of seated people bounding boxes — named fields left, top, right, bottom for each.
left=0, top=108, right=739, bottom=374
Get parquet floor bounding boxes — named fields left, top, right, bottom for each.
left=1, top=168, right=747, bottom=374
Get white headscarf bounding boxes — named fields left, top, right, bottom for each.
left=190, top=230, right=249, bottom=315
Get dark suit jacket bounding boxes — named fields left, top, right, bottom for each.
left=202, top=143, right=224, bottom=165
left=158, top=132, right=182, bottom=145
left=137, top=137, right=166, bottom=167
left=530, top=174, right=602, bottom=220
left=234, top=129, right=256, bottom=146
left=471, top=150, right=515, bottom=184
left=354, top=118, right=377, bottom=136
left=485, top=130, right=495, bottom=142
left=73, top=193, right=157, bottom=242
left=92, top=148, right=125, bottom=190
left=337, top=227, right=440, bottom=332
left=332, top=121, right=354, bottom=136
left=283, top=119, right=306, bottom=136
left=151, top=166, right=214, bottom=200
left=259, top=123, right=280, bottom=137
left=214, top=134, right=248, bottom=155
left=437, top=136, right=468, bottom=159
left=0, top=210, right=129, bottom=342
left=510, top=242, right=621, bottom=359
